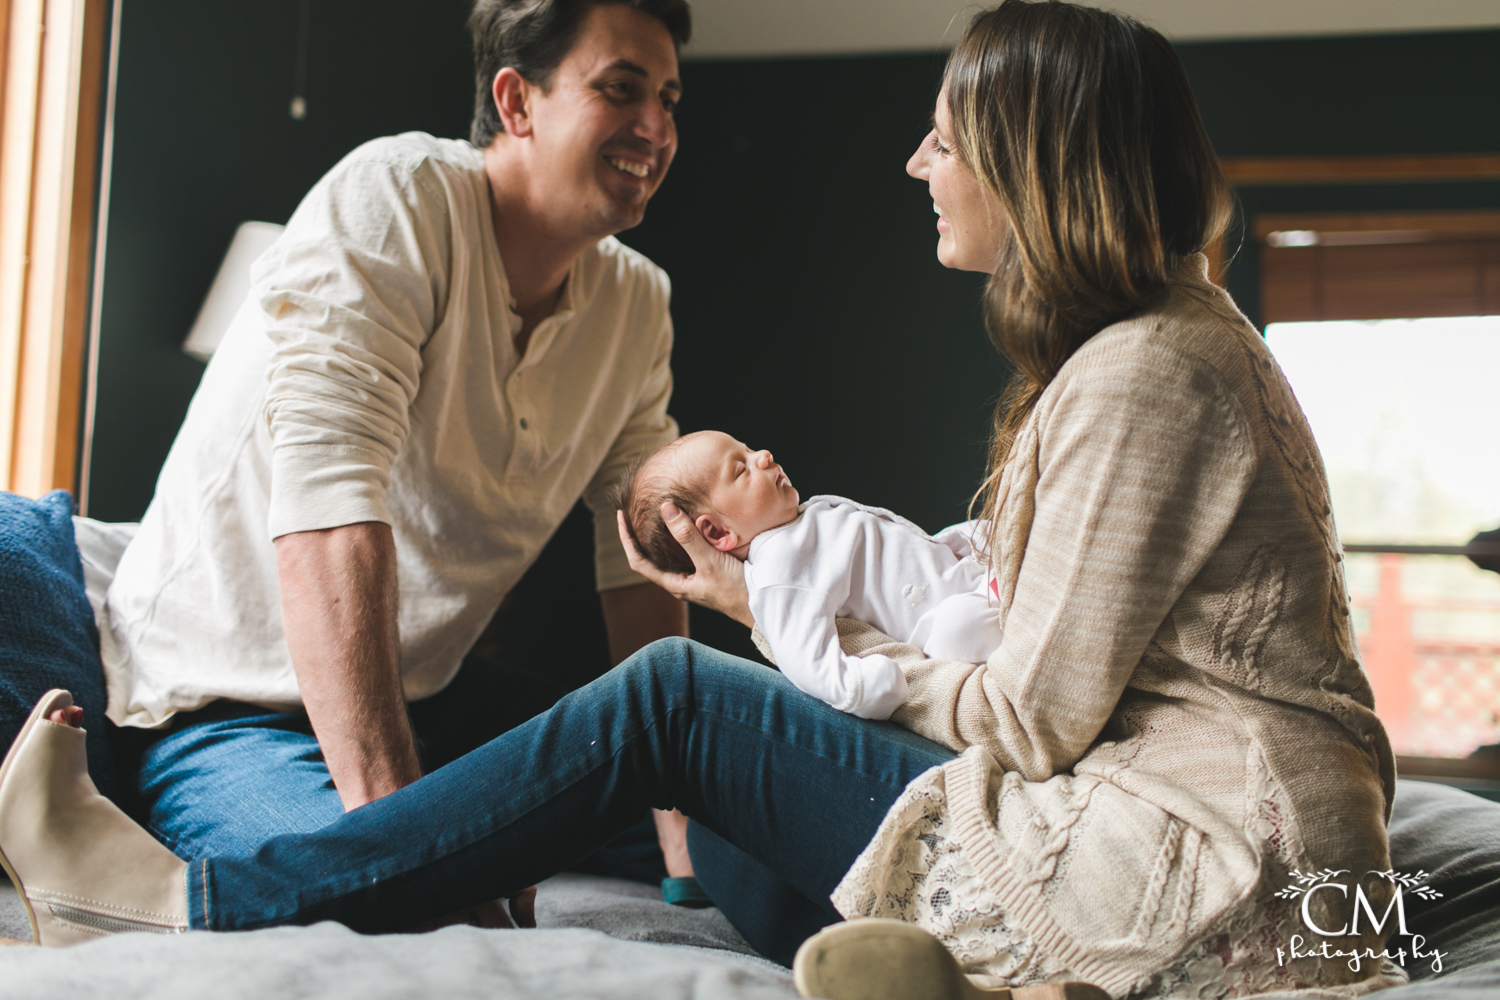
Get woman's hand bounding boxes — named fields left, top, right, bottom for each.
left=617, top=505, right=753, bottom=627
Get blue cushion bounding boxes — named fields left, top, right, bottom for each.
left=0, top=490, right=117, bottom=801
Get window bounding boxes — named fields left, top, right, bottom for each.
left=1267, top=315, right=1500, bottom=761
left=0, top=0, right=111, bottom=496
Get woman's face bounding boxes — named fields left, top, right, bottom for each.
left=906, top=90, right=1008, bottom=273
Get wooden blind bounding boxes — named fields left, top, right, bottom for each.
left=1258, top=211, right=1500, bottom=324
left=0, top=0, right=107, bottom=497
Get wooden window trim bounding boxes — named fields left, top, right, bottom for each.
left=1205, top=155, right=1500, bottom=285
left=0, top=0, right=108, bottom=498
left=1254, top=209, right=1500, bottom=245
left=1396, top=755, right=1500, bottom=784
left=1221, top=153, right=1500, bottom=186
left=1255, top=209, right=1500, bottom=322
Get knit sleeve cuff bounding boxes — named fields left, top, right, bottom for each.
left=268, top=443, right=392, bottom=540
left=751, top=625, right=777, bottom=665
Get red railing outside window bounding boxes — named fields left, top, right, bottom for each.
left=1350, top=550, right=1500, bottom=758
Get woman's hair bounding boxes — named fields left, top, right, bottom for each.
left=468, top=0, right=692, bottom=148
left=617, top=440, right=711, bottom=575
left=950, top=0, right=1232, bottom=550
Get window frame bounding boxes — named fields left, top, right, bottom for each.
left=0, top=0, right=110, bottom=498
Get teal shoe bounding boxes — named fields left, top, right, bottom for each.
left=660, top=876, right=713, bottom=909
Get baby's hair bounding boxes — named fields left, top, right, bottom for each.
left=616, top=437, right=713, bottom=575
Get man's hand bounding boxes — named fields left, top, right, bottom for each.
left=275, top=521, right=420, bottom=812
left=616, top=505, right=753, bottom=627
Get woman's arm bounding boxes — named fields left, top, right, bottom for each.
left=869, top=340, right=1257, bottom=781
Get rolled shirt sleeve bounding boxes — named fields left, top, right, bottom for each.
left=582, top=303, right=678, bottom=593
left=259, top=154, right=452, bottom=539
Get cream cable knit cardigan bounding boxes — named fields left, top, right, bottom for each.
left=807, top=256, right=1395, bottom=996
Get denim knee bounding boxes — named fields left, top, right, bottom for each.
left=638, top=635, right=696, bottom=661
left=625, top=636, right=766, bottom=702
left=626, top=636, right=698, bottom=692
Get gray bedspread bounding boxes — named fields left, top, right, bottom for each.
left=2, top=779, right=1497, bottom=999
left=0, top=873, right=796, bottom=998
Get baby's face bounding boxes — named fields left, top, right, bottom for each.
left=678, top=431, right=800, bottom=552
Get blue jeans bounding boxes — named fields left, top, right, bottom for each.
left=186, top=638, right=954, bottom=965
left=139, top=651, right=577, bottom=857
left=138, top=651, right=674, bottom=887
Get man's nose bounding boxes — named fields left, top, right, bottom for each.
left=635, top=100, right=674, bottom=149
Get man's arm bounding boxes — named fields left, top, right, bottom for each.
left=600, top=582, right=692, bottom=877
left=600, top=581, right=688, bottom=667
left=275, top=521, right=421, bottom=812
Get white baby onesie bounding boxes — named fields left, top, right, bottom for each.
left=743, top=496, right=1004, bottom=720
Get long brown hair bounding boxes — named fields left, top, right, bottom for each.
left=951, top=1, right=1232, bottom=549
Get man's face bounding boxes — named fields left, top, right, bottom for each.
left=525, top=3, right=681, bottom=237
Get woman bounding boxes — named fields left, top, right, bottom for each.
left=0, top=3, right=1400, bottom=998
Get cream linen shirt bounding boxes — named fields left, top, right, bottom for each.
left=100, top=133, right=678, bottom=728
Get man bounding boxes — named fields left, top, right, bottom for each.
left=99, top=0, right=695, bottom=888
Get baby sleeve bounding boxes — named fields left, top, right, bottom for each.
left=581, top=289, right=679, bottom=593
left=749, top=583, right=910, bottom=720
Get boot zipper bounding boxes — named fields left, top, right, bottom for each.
left=45, top=901, right=184, bottom=935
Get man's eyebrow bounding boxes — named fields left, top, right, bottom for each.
left=603, top=58, right=682, bottom=94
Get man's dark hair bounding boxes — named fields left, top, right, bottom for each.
left=468, top=0, right=692, bottom=148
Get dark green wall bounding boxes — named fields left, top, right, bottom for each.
left=88, top=0, right=474, bottom=523
left=85, top=10, right=1500, bottom=676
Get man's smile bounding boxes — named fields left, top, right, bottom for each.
left=607, top=156, right=650, bottom=178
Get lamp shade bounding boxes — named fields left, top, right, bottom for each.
left=182, top=221, right=285, bottom=361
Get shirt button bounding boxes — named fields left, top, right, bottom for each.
left=519, top=418, right=529, bottom=430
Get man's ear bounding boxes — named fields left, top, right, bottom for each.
left=694, top=513, right=740, bottom=553
left=492, top=67, right=534, bottom=139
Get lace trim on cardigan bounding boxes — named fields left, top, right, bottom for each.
left=832, top=771, right=1407, bottom=1000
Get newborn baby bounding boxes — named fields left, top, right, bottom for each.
left=620, top=431, right=1003, bottom=720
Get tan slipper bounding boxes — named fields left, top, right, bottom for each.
left=794, top=918, right=1111, bottom=1000
left=0, top=689, right=189, bottom=946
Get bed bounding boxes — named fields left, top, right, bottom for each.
left=1, top=779, right=1497, bottom=999
left=2, top=495, right=1498, bottom=999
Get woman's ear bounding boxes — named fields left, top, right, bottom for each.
left=492, top=67, right=534, bottom=139
left=694, top=513, right=741, bottom=553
